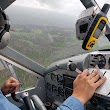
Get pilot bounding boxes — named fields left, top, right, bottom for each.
left=57, top=69, right=106, bottom=110
left=0, top=69, right=106, bottom=110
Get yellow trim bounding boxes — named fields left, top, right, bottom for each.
left=86, top=17, right=108, bottom=50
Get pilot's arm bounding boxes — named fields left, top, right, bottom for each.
left=0, top=77, right=20, bottom=110
left=57, top=69, right=106, bottom=110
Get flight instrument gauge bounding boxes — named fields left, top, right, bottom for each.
left=95, top=54, right=106, bottom=69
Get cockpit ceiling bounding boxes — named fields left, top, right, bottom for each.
left=0, top=0, right=16, bottom=10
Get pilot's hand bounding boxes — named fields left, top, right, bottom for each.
left=72, top=69, right=106, bottom=105
left=1, top=77, right=19, bottom=95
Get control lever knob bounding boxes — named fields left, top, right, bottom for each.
left=68, top=63, right=76, bottom=71
left=68, top=62, right=82, bottom=74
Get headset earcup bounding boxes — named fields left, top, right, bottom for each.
left=0, top=31, right=10, bottom=49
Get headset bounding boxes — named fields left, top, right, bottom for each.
left=0, top=7, right=10, bottom=49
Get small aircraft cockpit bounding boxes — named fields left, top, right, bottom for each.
left=0, top=0, right=110, bottom=110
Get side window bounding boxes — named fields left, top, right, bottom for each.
left=0, top=59, right=38, bottom=90
left=0, top=60, right=10, bottom=86
left=13, top=67, right=38, bottom=90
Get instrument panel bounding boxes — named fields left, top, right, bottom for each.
left=45, top=51, right=110, bottom=110
left=83, top=51, right=110, bottom=70
left=45, top=70, right=76, bottom=109
left=90, top=54, right=106, bottom=69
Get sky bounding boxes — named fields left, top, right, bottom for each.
left=12, top=0, right=85, bottom=14
left=12, top=0, right=110, bottom=16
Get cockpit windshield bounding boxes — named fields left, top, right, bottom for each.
left=5, top=0, right=110, bottom=67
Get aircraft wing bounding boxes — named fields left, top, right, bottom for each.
left=0, top=0, right=16, bottom=10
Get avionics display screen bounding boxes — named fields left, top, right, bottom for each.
left=63, top=75, right=76, bottom=89
left=94, top=20, right=106, bottom=39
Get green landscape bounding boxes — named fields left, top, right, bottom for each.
left=9, top=25, right=79, bottom=66
left=5, top=4, right=110, bottom=67
left=6, top=5, right=84, bottom=66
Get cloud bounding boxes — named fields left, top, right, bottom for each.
left=35, top=0, right=110, bottom=11
left=13, top=0, right=84, bottom=9
left=35, top=0, right=84, bottom=12
left=32, top=0, right=86, bottom=16
left=97, top=0, right=110, bottom=7
left=36, top=0, right=63, bottom=9
left=13, top=0, right=38, bottom=8
left=13, top=0, right=110, bottom=15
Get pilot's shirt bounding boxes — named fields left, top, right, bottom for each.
left=57, top=96, right=84, bottom=110
left=0, top=90, right=20, bottom=110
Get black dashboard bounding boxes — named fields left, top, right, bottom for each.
left=46, top=70, right=76, bottom=98
left=45, top=70, right=76, bottom=109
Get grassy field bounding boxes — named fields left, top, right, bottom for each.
left=9, top=25, right=84, bottom=66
